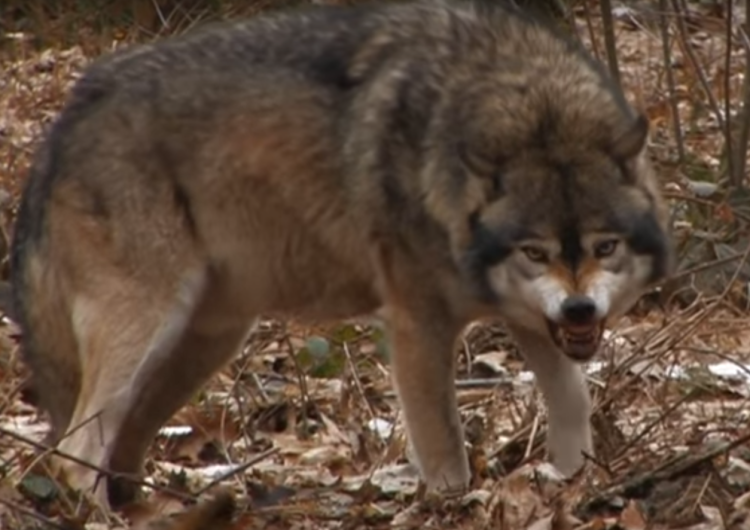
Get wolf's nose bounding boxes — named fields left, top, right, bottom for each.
left=561, top=295, right=597, bottom=324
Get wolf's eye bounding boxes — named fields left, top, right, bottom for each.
left=521, top=246, right=548, bottom=263
left=594, top=239, right=619, bottom=258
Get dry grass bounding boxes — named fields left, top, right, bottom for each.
left=3, top=1, right=750, bottom=529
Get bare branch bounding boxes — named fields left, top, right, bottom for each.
left=599, top=0, right=621, bottom=85
left=670, top=0, right=727, bottom=146
left=725, top=0, right=736, bottom=185
left=733, top=3, right=750, bottom=188
left=659, top=0, right=686, bottom=162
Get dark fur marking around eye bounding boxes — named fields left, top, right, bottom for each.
left=462, top=211, right=515, bottom=303
left=626, top=211, right=671, bottom=282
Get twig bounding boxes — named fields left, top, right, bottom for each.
left=462, top=335, right=473, bottom=377
left=0, top=372, right=26, bottom=418
left=683, top=345, right=750, bottom=378
left=488, top=412, right=539, bottom=461
left=662, top=190, right=750, bottom=223
left=734, top=20, right=750, bottom=188
left=670, top=0, right=726, bottom=136
left=0, top=496, right=71, bottom=530
left=282, top=330, right=312, bottom=438
left=193, top=447, right=279, bottom=497
left=0, top=426, right=196, bottom=502
left=523, top=411, right=541, bottom=461
left=218, top=330, right=270, bottom=493
left=251, top=373, right=270, bottom=402
left=598, top=318, right=688, bottom=411
left=18, top=409, right=105, bottom=490
left=612, top=388, right=697, bottom=462
left=454, top=377, right=514, bottom=389
left=582, top=0, right=603, bottom=62
left=658, top=0, right=686, bottom=162
left=382, top=377, right=513, bottom=398
left=599, top=0, right=621, bottom=85
left=670, top=253, right=745, bottom=282
left=689, top=473, right=712, bottom=517
left=595, top=239, right=750, bottom=417
left=563, top=0, right=582, bottom=43
left=583, top=449, right=614, bottom=478
left=342, top=341, right=377, bottom=421
left=725, top=0, right=736, bottom=185
left=581, top=429, right=750, bottom=511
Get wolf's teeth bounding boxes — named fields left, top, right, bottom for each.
left=561, top=327, right=599, bottom=345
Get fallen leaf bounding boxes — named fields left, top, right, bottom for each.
left=619, top=500, right=646, bottom=530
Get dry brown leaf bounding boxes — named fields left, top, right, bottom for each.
left=618, top=500, right=646, bottom=530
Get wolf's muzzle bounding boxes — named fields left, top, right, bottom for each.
left=547, top=295, right=604, bottom=362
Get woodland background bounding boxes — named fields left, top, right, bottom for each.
left=3, top=1, right=750, bottom=529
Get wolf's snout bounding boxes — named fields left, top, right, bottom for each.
left=561, top=295, right=596, bottom=325
left=547, top=295, right=604, bottom=362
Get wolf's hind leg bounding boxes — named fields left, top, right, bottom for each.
left=55, top=267, right=246, bottom=507
left=508, top=324, right=593, bottom=477
left=21, top=308, right=81, bottom=445
left=104, top=318, right=251, bottom=505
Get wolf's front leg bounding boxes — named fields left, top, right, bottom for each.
left=508, top=324, right=593, bottom=477
left=373, top=244, right=470, bottom=495
left=387, top=307, right=469, bottom=495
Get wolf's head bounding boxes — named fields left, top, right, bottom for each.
left=443, top=112, right=671, bottom=362
left=414, top=5, right=672, bottom=361
left=460, top=114, right=670, bottom=361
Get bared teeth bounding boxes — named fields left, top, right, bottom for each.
left=547, top=319, right=606, bottom=359
left=560, top=324, right=601, bottom=344
left=547, top=319, right=606, bottom=354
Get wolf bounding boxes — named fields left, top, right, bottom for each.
left=9, top=0, right=672, bottom=508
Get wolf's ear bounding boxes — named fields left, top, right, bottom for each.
left=611, top=113, right=649, bottom=160
left=458, top=140, right=504, bottom=196
left=459, top=141, right=494, bottom=176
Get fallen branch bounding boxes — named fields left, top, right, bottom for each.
left=0, top=426, right=196, bottom=502
left=580, top=429, right=750, bottom=513
left=194, top=447, right=279, bottom=497
left=0, top=496, right=71, bottom=530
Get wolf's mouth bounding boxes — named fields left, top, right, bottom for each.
left=546, top=319, right=605, bottom=362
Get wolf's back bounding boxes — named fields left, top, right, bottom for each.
left=6, top=0, right=391, bottom=443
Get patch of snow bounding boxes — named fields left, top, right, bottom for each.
left=367, top=418, right=394, bottom=440
left=159, top=425, right=193, bottom=437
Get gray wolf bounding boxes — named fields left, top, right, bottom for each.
left=9, top=0, right=672, bottom=507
